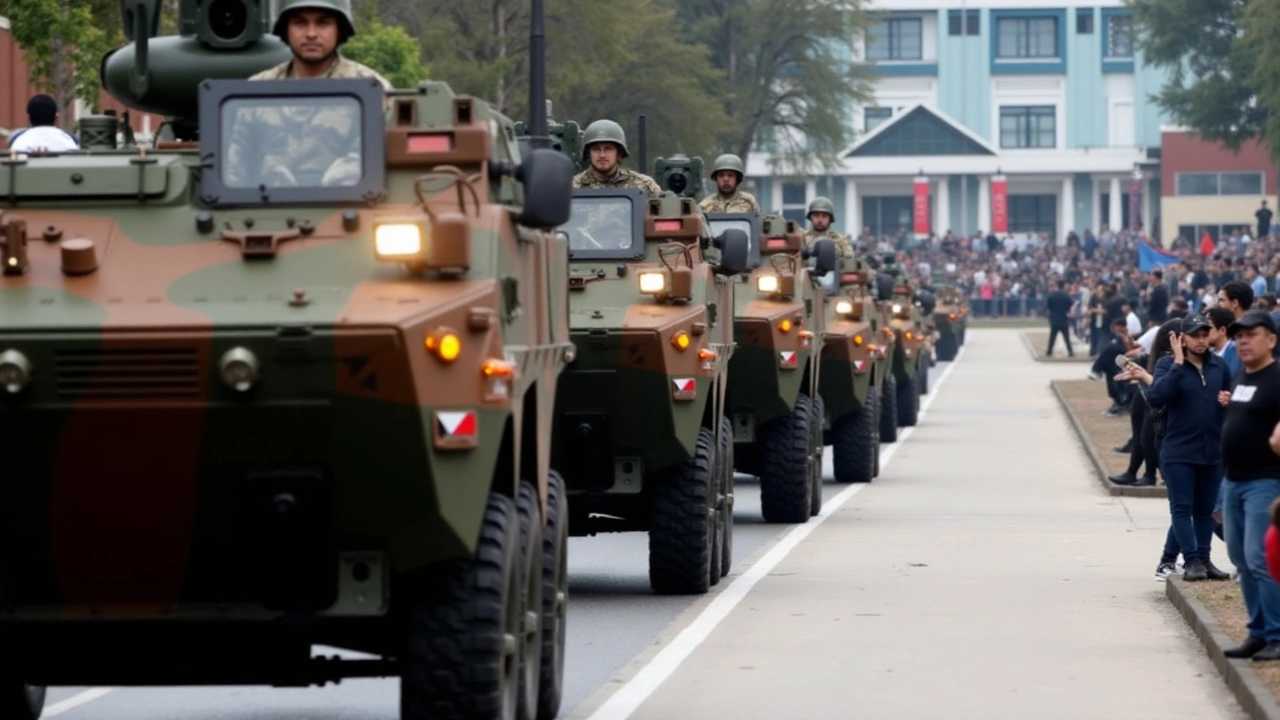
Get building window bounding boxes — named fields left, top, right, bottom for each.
left=1008, top=195, right=1057, bottom=234
left=864, top=107, right=893, bottom=132
left=781, top=181, right=808, bottom=225
left=948, top=10, right=979, bottom=37
left=1106, top=15, right=1133, bottom=58
left=1076, top=10, right=1094, bottom=34
left=862, top=196, right=916, bottom=238
left=999, top=106, right=1056, bottom=148
left=996, top=17, right=1058, bottom=59
left=867, top=17, right=923, bottom=61
left=1175, top=172, right=1265, bottom=196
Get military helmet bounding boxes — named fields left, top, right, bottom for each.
left=710, top=153, right=745, bottom=180
left=273, top=0, right=356, bottom=44
left=807, top=196, right=836, bottom=222
left=581, top=119, right=629, bottom=159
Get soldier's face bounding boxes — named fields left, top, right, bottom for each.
left=287, top=10, right=339, bottom=65
left=589, top=143, right=620, bottom=175
left=809, top=212, right=832, bottom=232
left=714, top=170, right=739, bottom=195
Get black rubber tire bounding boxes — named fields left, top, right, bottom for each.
left=759, top=393, right=813, bottom=523
left=536, top=472, right=568, bottom=720
left=515, top=483, right=544, bottom=720
left=919, top=361, right=930, bottom=396
left=809, top=394, right=825, bottom=516
left=0, top=672, right=43, bottom=720
left=717, top=415, right=734, bottom=580
left=937, top=332, right=957, bottom=361
left=897, top=367, right=920, bottom=427
left=868, top=388, right=882, bottom=477
left=832, top=393, right=876, bottom=484
left=649, top=427, right=715, bottom=594
left=928, top=348, right=936, bottom=368
left=401, top=493, right=522, bottom=720
left=879, top=374, right=899, bottom=443
left=709, top=419, right=724, bottom=587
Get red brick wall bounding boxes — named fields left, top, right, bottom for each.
left=1161, top=131, right=1279, bottom=196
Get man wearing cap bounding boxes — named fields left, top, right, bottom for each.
left=699, top=154, right=760, bottom=213
left=1219, top=309, right=1280, bottom=660
left=1118, top=313, right=1234, bottom=582
left=571, top=120, right=662, bottom=196
left=250, top=0, right=390, bottom=87
left=6, top=94, right=78, bottom=154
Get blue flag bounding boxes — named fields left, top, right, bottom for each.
left=1137, top=239, right=1179, bottom=273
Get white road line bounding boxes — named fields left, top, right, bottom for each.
left=583, top=345, right=968, bottom=720
left=43, top=687, right=114, bottom=717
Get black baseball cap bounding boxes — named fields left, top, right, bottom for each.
left=1228, top=308, right=1278, bottom=337
left=1181, top=314, right=1211, bottom=334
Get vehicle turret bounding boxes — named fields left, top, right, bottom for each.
left=654, top=154, right=705, bottom=199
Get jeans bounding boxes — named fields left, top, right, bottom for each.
left=1159, top=526, right=1181, bottom=565
left=1223, top=479, right=1280, bottom=642
left=1161, top=461, right=1222, bottom=561
left=1125, top=393, right=1154, bottom=478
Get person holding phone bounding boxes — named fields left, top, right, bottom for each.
left=1117, top=314, right=1234, bottom=581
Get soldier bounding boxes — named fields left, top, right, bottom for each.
left=699, top=153, right=760, bottom=213
left=251, top=0, right=391, bottom=88
left=572, top=120, right=663, bottom=196
left=802, top=197, right=854, bottom=258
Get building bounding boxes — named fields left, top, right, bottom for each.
left=1159, top=130, right=1279, bottom=246
left=745, top=0, right=1169, bottom=244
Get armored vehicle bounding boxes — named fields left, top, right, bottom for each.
left=877, top=258, right=930, bottom=427
left=708, top=214, right=834, bottom=521
left=931, top=280, right=967, bottom=361
left=552, top=179, right=748, bottom=594
left=0, top=1, right=578, bottom=719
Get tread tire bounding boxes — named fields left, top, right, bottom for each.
left=832, top=393, right=876, bottom=484
left=879, top=374, right=899, bottom=442
left=920, top=361, right=930, bottom=395
left=809, top=395, right=825, bottom=516
left=759, top=394, right=813, bottom=524
left=515, top=483, right=543, bottom=720
left=649, top=428, right=715, bottom=594
left=0, top=673, right=43, bottom=720
left=897, top=366, right=919, bottom=427
left=535, top=472, right=568, bottom=720
left=937, top=332, right=957, bottom=361
left=717, top=415, right=734, bottom=580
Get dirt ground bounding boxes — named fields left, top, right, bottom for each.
left=1186, top=580, right=1280, bottom=703
left=1055, top=379, right=1138, bottom=479
left=1024, top=330, right=1091, bottom=362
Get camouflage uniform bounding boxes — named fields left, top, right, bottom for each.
left=803, top=228, right=854, bottom=258
left=224, top=96, right=363, bottom=188
left=572, top=167, right=663, bottom=197
left=249, top=54, right=392, bottom=89
left=699, top=191, right=761, bottom=213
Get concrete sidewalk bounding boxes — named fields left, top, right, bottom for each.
left=625, top=329, right=1242, bottom=720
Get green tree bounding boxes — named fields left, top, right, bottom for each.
left=671, top=0, right=874, bottom=173
left=1, top=0, right=121, bottom=124
left=1244, top=0, right=1280, bottom=162
left=342, top=20, right=428, bottom=89
left=1128, top=0, right=1263, bottom=151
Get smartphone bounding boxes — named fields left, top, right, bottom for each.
left=1115, top=355, right=1133, bottom=370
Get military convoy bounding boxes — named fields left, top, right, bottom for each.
left=931, top=280, right=969, bottom=361
left=0, top=0, right=579, bottom=718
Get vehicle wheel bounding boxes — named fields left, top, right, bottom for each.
left=709, top=419, right=725, bottom=587
left=514, top=483, right=544, bottom=720
left=717, top=415, right=734, bottom=580
left=879, top=374, right=899, bottom=443
left=0, top=670, right=44, bottom=720
left=897, top=369, right=919, bottom=427
left=832, top=392, right=876, bottom=484
left=928, top=348, right=936, bottom=368
left=536, top=472, right=568, bottom=720
left=937, top=332, right=957, bottom=361
left=649, top=427, right=715, bottom=594
left=919, top=362, right=929, bottom=396
left=809, top=394, right=824, bottom=516
left=959, top=324, right=967, bottom=345
left=759, top=393, right=813, bottom=523
left=401, top=493, right=522, bottom=720
left=868, top=388, right=881, bottom=477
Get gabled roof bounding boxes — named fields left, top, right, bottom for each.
left=844, top=104, right=997, bottom=158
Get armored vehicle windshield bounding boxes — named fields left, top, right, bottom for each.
left=562, top=188, right=646, bottom=259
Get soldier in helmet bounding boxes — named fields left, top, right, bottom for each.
left=572, top=119, right=662, bottom=196
left=803, top=197, right=854, bottom=258
left=250, top=0, right=391, bottom=87
left=699, top=153, right=760, bottom=213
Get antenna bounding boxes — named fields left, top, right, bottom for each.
left=527, top=0, right=549, bottom=149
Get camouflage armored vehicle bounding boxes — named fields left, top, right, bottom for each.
left=819, top=255, right=892, bottom=483
left=552, top=165, right=749, bottom=594
left=931, top=280, right=967, bottom=361
left=0, top=1, right=578, bottom=719
left=877, top=257, right=930, bottom=427
left=706, top=213, right=835, bottom=521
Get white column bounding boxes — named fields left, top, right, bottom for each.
left=978, top=175, right=991, bottom=234
left=1109, top=176, right=1122, bottom=232
left=771, top=180, right=783, bottom=216
left=1090, top=176, right=1100, bottom=233
left=1142, top=177, right=1153, bottom=236
left=1060, top=175, right=1074, bottom=245
left=935, top=176, right=950, bottom=237
left=844, top=178, right=859, bottom=237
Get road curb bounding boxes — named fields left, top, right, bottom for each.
left=1166, top=578, right=1280, bottom=720
left=1050, top=379, right=1166, bottom=499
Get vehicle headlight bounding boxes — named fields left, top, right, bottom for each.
left=639, top=271, right=668, bottom=294
left=834, top=300, right=853, bottom=315
left=374, top=223, right=424, bottom=258
left=0, top=349, right=32, bottom=394
left=219, top=347, right=259, bottom=392
left=757, top=275, right=780, bottom=294
left=892, top=303, right=903, bottom=314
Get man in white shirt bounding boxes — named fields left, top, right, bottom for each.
left=6, top=95, right=78, bottom=154
left=1126, top=303, right=1142, bottom=337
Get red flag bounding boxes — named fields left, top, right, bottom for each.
left=991, top=175, right=1008, bottom=233
left=1199, top=231, right=1215, bottom=256
left=913, top=177, right=930, bottom=234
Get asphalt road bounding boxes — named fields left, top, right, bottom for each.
left=41, top=367, right=949, bottom=720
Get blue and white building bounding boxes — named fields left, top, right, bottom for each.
left=745, top=0, right=1170, bottom=242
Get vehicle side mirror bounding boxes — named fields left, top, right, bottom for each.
left=517, top=148, right=574, bottom=229
left=713, top=229, right=749, bottom=276
left=808, top=239, right=837, bottom=277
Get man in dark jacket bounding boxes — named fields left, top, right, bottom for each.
left=1149, top=269, right=1170, bottom=323
left=1119, top=314, right=1234, bottom=581
left=1045, top=280, right=1074, bottom=357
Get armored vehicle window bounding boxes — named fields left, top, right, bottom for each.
left=706, top=213, right=762, bottom=268
left=562, top=189, right=647, bottom=260
left=707, top=218, right=754, bottom=254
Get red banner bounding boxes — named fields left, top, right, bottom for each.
left=990, top=175, right=1008, bottom=234
left=913, top=177, right=930, bottom=235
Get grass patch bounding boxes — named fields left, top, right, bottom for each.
left=1055, top=379, right=1135, bottom=479
left=1024, top=330, right=1091, bottom=362
left=1186, top=580, right=1280, bottom=704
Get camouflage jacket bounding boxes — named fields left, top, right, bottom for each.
left=803, top=228, right=854, bottom=258
left=249, top=55, right=393, bottom=89
left=224, top=94, right=363, bottom=188
left=572, top=167, right=663, bottom=197
left=699, top=191, right=760, bottom=214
